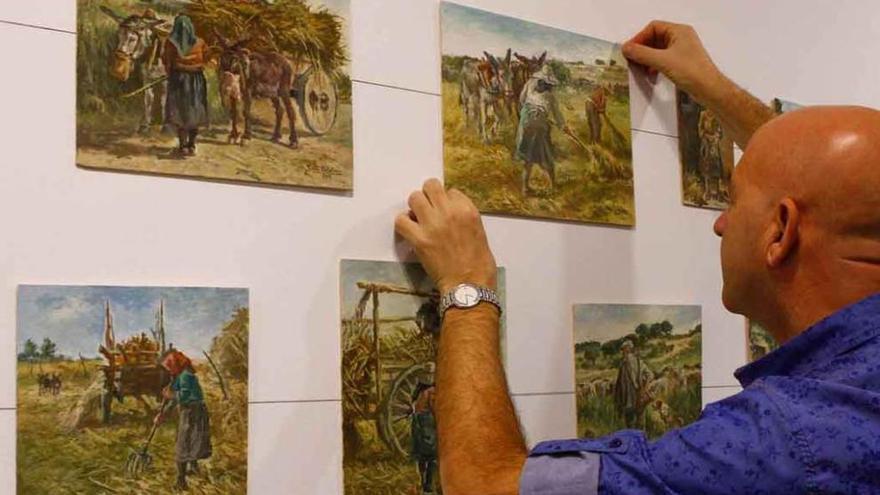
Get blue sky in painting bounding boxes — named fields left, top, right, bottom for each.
left=17, top=286, right=248, bottom=358
left=573, top=304, right=701, bottom=345
left=441, top=2, right=625, bottom=64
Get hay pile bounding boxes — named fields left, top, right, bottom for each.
left=186, top=0, right=348, bottom=72
left=210, top=307, right=249, bottom=381
left=60, top=374, right=105, bottom=430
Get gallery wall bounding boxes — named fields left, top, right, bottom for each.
left=1, top=0, right=879, bottom=492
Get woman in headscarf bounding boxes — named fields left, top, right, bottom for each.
left=162, top=15, right=209, bottom=157
left=515, top=65, right=571, bottom=196
left=154, top=349, right=212, bottom=490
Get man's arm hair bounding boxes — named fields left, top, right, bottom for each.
left=436, top=304, right=527, bottom=495
left=699, top=72, right=776, bottom=149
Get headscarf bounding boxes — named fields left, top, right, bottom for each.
left=531, top=65, right=559, bottom=86
left=161, top=349, right=193, bottom=376
left=168, top=15, right=198, bottom=57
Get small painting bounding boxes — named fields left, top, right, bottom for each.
left=747, top=319, right=778, bottom=362
left=340, top=260, right=505, bottom=494
left=677, top=90, right=735, bottom=209
left=574, top=304, right=702, bottom=439
left=76, top=0, right=352, bottom=190
left=441, top=2, right=634, bottom=226
left=771, top=97, right=803, bottom=115
left=17, top=285, right=249, bottom=494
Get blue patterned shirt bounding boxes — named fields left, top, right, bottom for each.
left=521, top=293, right=880, bottom=494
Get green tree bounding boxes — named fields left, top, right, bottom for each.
left=547, top=59, right=571, bottom=87
left=40, top=338, right=57, bottom=360
left=19, top=339, right=39, bottom=361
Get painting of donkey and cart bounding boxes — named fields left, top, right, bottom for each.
left=77, top=0, right=352, bottom=190
left=17, top=285, right=249, bottom=494
left=441, top=2, right=634, bottom=226
left=340, top=260, right=505, bottom=494
left=574, top=304, right=702, bottom=440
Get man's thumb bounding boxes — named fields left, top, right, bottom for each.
left=622, top=41, right=664, bottom=70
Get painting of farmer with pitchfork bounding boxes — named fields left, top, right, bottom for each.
left=155, top=349, right=213, bottom=490
left=441, top=2, right=634, bottom=226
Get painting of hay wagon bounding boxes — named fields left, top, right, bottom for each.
left=16, top=285, right=249, bottom=494
left=573, top=304, right=702, bottom=440
left=441, top=2, right=634, bottom=226
left=340, top=260, right=505, bottom=494
left=76, top=0, right=352, bottom=190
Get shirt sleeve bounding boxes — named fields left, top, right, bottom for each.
left=520, top=384, right=804, bottom=494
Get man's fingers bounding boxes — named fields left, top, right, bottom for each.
left=408, top=190, right=433, bottom=222
left=422, top=178, right=448, bottom=209
left=395, top=212, right=423, bottom=245
left=622, top=41, right=666, bottom=71
left=627, top=20, right=674, bottom=48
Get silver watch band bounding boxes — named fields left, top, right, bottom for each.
left=439, top=285, right=502, bottom=317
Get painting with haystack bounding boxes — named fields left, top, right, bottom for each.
left=573, top=304, right=702, bottom=440
left=76, top=0, right=352, bottom=190
left=441, top=2, right=634, bottom=226
left=16, top=285, right=248, bottom=494
left=340, top=260, right=505, bottom=495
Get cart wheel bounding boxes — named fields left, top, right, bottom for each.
left=295, top=67, right=338, bottom=136
left=378, top=361, right=435, bottom=458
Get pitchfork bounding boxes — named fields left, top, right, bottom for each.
left=125, top=398, right=169, bottom=477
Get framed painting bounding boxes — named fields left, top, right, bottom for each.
left=677, top=90, right=735, bottom=210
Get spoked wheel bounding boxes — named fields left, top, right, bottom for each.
left=378, top=361, right=435, bottom=458
left=295, top=67, right=338, bottom=136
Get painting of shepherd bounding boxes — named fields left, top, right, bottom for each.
left=16, top=285, right=249, bottom=494
left=573, top=304, right=702, bottom=440
left=340, top=260, right=505, bottom=494
left=76, top=0, right=352, bottom=190
left=677, top=90, right=735, bottom=209
left=440, top=2, right=635, bottom=226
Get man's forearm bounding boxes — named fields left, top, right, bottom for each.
left=695, top=71, right=775, bottom=149
left=436, top=304, right=527, bottom=495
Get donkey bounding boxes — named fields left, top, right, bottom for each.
left=510, top=51, right=547, bottom=120
left=214, top=32, right=300, bottom=148
left=100, top=7, right=169, bottom=133
left=459, top=49, right=514, bottom=143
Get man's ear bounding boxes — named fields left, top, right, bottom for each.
left=767, top=197, right=800, bottom=267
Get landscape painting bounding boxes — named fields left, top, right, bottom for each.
left=677, top=90, right=735, bottom=209
left=574, top=304, right=701, bottom=439
left=341, top=260, right=505, bottom=494
left=747, top=319, right=778, bottom=362
left=17, top=285, right=249, bottom=494
left=441, top=2, right=634, bottom=226
left=76, top=0, right=352, bottom=190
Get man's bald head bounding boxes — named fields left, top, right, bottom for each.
left=715, top=106, right=880, bottom=340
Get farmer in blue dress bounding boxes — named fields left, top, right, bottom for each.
left=162, top=15, right=209, bottom=157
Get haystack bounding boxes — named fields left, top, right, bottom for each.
left=60, top=374, right=105, bottom=430
left=210, top=307, right=249, bottom=381
left=186, top=0, right=348, bottom=73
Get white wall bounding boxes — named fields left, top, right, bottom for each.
left=2, top=0, right=878, bottom=492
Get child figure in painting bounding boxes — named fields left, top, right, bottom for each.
left=697, top=108, right=724, bottom=202
left=155, top=349, right=213, bottom=490
left=515, top=65, right=571, bottom=196
left=411, top=379, right=438, bottom=495
left=162, top=15, right=209, bottom=157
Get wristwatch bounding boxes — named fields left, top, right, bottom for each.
left=438, top=283, right=502, bottom=317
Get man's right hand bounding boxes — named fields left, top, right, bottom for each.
left=622, top=21, right=726, bottom=104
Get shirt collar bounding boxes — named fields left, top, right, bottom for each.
left=735, top=292, right=880, bottom=387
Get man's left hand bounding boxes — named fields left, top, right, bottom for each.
left=395, top=179, right=497, bottom=294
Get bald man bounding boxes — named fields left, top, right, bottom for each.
left=395, top=20, right=880, bottom=495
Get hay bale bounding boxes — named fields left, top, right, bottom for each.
left=60, top=375, right=105, bottom=430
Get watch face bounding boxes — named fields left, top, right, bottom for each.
left=453, top=285, right=481, bottom=308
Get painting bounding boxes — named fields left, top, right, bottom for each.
left=573, top=304, right=702, bottom=439
left=677, top=90, right=735, bottom=209
left=17, top=285, right=249, bottom=494
left=441, top=2, right=634, bottom=226
left=747, top=319, right=778, bottom=362
left=771, top=97, right=803, bottom=115
left=340, top=260, right=505, bottom=494
left=76, top=0, right=352, bottom=190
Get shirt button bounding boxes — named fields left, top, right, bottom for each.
left=608, top=438, right=623, bottom=448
